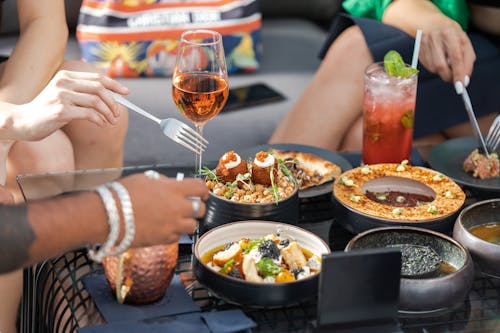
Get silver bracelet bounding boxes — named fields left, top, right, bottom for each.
left=107, top=181, right=135, bottom=256
left=89, top=185, right=120, bottom=262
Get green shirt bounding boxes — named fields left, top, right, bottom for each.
left=342, top=0, right=469, bottom=31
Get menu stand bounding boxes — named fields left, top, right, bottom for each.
left=314, top=248, right=403, bottom=333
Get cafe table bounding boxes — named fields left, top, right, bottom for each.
left=17, top=151, right=500, bottom=333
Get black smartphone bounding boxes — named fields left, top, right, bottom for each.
left=221, top=82, right=286, bottom=112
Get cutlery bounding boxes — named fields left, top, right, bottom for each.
left=112, top=93, right=207, bottom=155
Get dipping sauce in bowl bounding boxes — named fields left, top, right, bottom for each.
left=469, top=222, right=500, bottom=245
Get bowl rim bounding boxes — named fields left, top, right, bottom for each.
left=333, top=164, right=466, bottom=222
left=334, top=195, right=459, bottom=223
left=456, top=198, right=500, bottom=247
left=345, top=226, right=472, bottom=280
left=194, top=220, right=331, bottom=286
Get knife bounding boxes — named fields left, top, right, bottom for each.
left=455, top=81, right=490, bottom=157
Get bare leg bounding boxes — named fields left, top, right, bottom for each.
left=270, top=26, right=373, bottom=151
left=0, top=131, right=74, bottom=333
left=60, top=60, right=129, bottom=171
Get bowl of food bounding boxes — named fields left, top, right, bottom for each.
left=201, top=151, right=299, bottom=232
left=332, top=162, right=466, bottom=234
left=453, top=199, right=500, bottom=278
left=345, top=226, right=474, bottom=314
left=193, top=220, right=330, bottom=307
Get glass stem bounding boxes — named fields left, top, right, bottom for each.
left=194, top=124, right=204, bottom=175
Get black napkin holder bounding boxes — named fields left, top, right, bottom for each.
left=315, top=248, right=403, bottom=333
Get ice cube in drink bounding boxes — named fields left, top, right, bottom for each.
left=362, top=62, right=417, bottom=165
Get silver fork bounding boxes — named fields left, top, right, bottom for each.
left=485, top=114, right=500, bottom=153
left=112, top=93, right=207, bottom=154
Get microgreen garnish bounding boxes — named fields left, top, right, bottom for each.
left=277, top=158, right=294, bottom=180
left=225, top=181, right=237, bottom=199
left=269, top=163, right=280, bottom=205
left=243, top=238, right=263, bottom=254
left=197, top=166, right=219, bottom=182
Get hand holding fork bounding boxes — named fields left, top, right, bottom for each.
left=112, top=93, right=207, bottom=155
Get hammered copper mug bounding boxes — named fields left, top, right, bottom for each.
left=102, top=243, right=178, bottom=304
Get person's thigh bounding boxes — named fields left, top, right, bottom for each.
left=6, top=130, right=74, bottom=202
left=59, top=60, right=129, bottom=170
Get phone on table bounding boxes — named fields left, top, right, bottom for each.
left=221, top=82, right=286, bottom=112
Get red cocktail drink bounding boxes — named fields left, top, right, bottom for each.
left=362, top=62, right=417, bottom=164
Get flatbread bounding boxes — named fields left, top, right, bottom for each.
left=270, top=149, right=342, bottom=190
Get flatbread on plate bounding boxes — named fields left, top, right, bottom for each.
left=270, top=149, right=342, bottom=190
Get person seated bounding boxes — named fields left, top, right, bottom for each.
left=0, top=1, right=131, bottom=330
left=270, top=0, right=499, bottom=152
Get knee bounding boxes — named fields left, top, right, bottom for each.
left=7, top=131, right=75, bottom=175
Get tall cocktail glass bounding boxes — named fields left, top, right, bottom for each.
left=362, top=62, right=418, bottom=165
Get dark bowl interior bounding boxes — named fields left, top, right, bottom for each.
left=201, top=182, right=299, bottom=233
left=345, top=227, right=474, bottom=313
left=194, top=220, right=331, bottom=308
left=453, top=199, right=500, bottom=278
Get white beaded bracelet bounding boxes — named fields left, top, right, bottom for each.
left=107, top=181, right=135, bottom=256
left=89, top=185, right=120, bottom=262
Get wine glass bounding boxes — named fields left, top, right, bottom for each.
left=172, top=30, right=229, bottom=174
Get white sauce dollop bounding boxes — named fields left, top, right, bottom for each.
left=222, top=153, right=241, bottom=169
left=254, top=154, right=275, bottom=168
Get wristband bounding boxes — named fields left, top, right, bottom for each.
left=107, top=181, right=135, bottom=256
left=89, top=185, right=120, bottom=262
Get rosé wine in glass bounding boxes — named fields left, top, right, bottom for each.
left=362, top=61, right=418, bottom=165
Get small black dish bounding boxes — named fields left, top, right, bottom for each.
left=201, top=181, right=299, bottom=233
left=428, top=137, right=500, bottom=194
left=345, top=226, right=475, bottom=314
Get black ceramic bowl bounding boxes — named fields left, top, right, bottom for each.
left=333, top=164, right=466, bottom=234
left=193, top=220, right=331, bottom=308
left=345, top=226, right=474, bottom=314
left=201, top=182, right=299, bottom=233
left=453, top=199, right=500, bottom=278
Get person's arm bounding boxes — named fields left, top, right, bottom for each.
left=0, top=173, right=209, bottom=274
left=0, top=70, right=129, bottom=142
left=382, top=0, right=475, bottom=85
left=0, top=0, right=67, bottom=103
left=0, top=191, right=107, bottom=273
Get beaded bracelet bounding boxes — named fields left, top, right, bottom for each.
left=88, top=185, right=120, bottom=262
left=107, top=181, right=135, bottom=256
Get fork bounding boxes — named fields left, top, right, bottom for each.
left=112, top=93, right=208, bottom=154
left=485, top=114, right=500, bottom=153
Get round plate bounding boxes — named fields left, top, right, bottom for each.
left=427, top=137, right=500, bottom=192
left=241, top=143, right=352, bottom=198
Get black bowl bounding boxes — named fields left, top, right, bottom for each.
left=345, top=226, right=474, bottom=314
left=332, top=165, right=466, bottom=234
left=201, top=183, right=299, bottom=233
left=453, top=199, right=500, bottom=278
left=193, top=220, right=331, bottom=307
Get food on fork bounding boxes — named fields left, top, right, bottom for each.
left=463, top=149, right=499, bottom=179
left=252, top=151, right=278, bottom=186
left=270, top=149, right=341, bottom=189
left=215, top=150, right=248, bottom=183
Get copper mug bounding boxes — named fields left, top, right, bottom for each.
left=102, top=243, right=178, bottom=304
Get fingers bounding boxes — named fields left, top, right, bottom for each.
left=419, top=24, right=475, bottom=86
left=64, top=90, right=119, bottom=124
left=54, top=70, right=129, bottom=122
left=178, top=178, right=210, bottom=200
